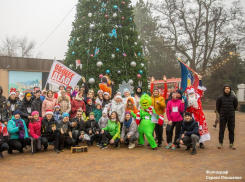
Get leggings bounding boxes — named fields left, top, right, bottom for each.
left=166, top=121, right=182, bottom=145
left=8, top=138, right=30, bottom=152
left=101, top=131, right=120, bottom=145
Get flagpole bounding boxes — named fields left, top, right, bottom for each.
left=44, top=57, right=56, bottom=90
left=178, top=59, right=197, bottom=75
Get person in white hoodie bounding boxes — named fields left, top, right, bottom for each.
left=122, top=88, right=136, bottom=106
left=110, top=95, right=125, bottom=130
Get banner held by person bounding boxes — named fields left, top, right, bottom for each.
left=46, top=60, right=82, bottom=87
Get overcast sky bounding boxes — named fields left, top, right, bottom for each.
left=0, top=0, right=244, bottom=60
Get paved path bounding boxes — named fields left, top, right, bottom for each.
left=2, top=111, right=245, bottom=182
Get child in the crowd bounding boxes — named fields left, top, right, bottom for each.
left=53, top=104, right=62, bottom=122
left=97, top=109, right=109, bottom=146
left=110, top=95, right=125, bottom=129
left=125, top=98, right=138, bottom=115
left=86, top=98, right=95, bottom=117
left=84, top=112, right=100, bottom=146
left=28, top=111, right=46, bottom=154
left=100, top=111, right=121, bottom=149
left=120, top=111, right=139, bottom=149
left=213, top=107, right=220, bottom=128
left=95, top=90, right=104, bottom=106
left=7, top=110, right=30, bottom=154
left=94, top=103, right=102, bottom=122
left=0, top=121, right=9, bottom=158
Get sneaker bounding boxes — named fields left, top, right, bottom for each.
left=230, top=144, right=236, bottom=150
left=199, top=143, right=205, bottom=149
left=186, top=145, right=191, bottom=151
left=152, top=147, right=158, bottom=151
left=30, top=152, right=34, bottom=155
left=218, top=143, right=223, bottom=149
left=100, top=144, right=107, bottom=149
left=128, top=143, right=135, bottom=149
left=53, top=148, right=60, bottom=153
left=8, top=150, right=13, bottom=154
left=213, top=124, right=216, bottom=128
left=137, top=144, right=144, bottom=147
left=0, top=152, right=3, bottom=158
left=171, top=144, right=176, bottom=150
left=190, top=149, right=197, bottom=155
left=165, top=142, right=172, bottom=149
left=97, top=143, right=101, bottom=147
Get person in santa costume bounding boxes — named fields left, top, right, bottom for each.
left=186, top=75, right=210, bottom=149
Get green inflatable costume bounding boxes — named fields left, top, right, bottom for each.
left=131, top=94, right=160, bottom=149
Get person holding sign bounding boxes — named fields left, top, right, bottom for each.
left=166, top=92, right=185, bottom=150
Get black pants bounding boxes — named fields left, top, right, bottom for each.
left=42, top=132, right=59, bottom=150
left=0, top=142, right=9, bottom=152
left=182, top=134, right=200, bottom=149
left=59, top=134, right=74, bottom=149
left=219, top=116, right=235, bottom=144
left=123, top=135, right=138, bottom=143
left=8, top=138, right=30, bottom=152
left=166, top=121, right=182, bottom=144
left=155, top=124, right=163, bottom=144
left=102, top=131, right=119, bottom=145
left=72, top=130, right=80, bottom=145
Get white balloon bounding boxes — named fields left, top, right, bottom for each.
left=112, top=54, right=115, bottom=58
left=88, top=13, right=92, bottom=17
left=128, top=79, right=134, bottom=85
left=88, top=78, right=95, bottom=84
left=113, top=13, right=117, bottom=17
left=141, top=63, right=144, bottom=67
left=96, top=61, right=103, bottom=67
left=130, top=61, right=136, bottom=67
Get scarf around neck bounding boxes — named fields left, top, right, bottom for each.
left=124, top=117, right=132, bottom=129
left=14, top=119, right=25, bottom=138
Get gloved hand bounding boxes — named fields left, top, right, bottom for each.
left=38, top=136, right=42, bottom=140
left=19, top=125, right=23, bottom=131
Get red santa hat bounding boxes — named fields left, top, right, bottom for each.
left=186, top=86, right=195, bottom=95
left=46, top=110, right=53, bottom=115
left=9, top=87, right=16, bottom=96
left=54, top=104, right=60, bottom=109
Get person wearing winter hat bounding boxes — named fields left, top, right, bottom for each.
left=42, top=90, right=57, bottom=117
left=84, top=112, right=100, bottom=146
left=177, top=112, right=200, bottom=155
left=53, top=104, right=62, bottom=122
left=102, top=92, right=112, bottom=110
left=94, top=103, right=102, bottom=122
left=18, top=92, right=33, bottom=126
left=71, top=85, right=80, bottom=99
left=41, top=110, right=60, bottom=153
left=28, top=111, right=45, bottom=154
left=58, top=113, right=75, bottom=151
left=97, top=109, right=109, bottom=146
left=110, top=95, right=125, bottom=129
left=120, top=111, right=139, bottom=149
left=95, top=90, right=104, bottom=107
left=6, top=88, right=21, bottom=120
left=85, top=98, right=95, bottom=117
left=70, top=91, right=86, bottom=119
left=7, top=110, right=30, bottom=154
left=122, top=88, right=136, bottom=107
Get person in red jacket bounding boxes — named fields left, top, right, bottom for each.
left=70, top=91, right=86, bottom=119
left=28, top=111, right=46, bottom=155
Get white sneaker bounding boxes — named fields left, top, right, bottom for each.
left=128, top=142, right=135, bottom=149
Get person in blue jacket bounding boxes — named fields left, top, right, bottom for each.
left=7, top=110, right=30, bottom=154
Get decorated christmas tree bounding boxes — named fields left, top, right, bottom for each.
left=64, top=0, right=148, bottom=92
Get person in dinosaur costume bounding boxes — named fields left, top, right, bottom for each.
left=131, top=94, right=164, bottom=150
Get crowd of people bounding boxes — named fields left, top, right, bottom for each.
left=0, top=75, right=238, bottom=158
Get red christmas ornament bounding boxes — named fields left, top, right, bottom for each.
left=90, top=54, right=94, bottom=57
left=137, top=74, right=141, bottom=78
left=121, top=17, right=125, bottom=20
left=122, top=1, right=125, bottom=5
left=105, top=14, right=108, bottom=18
left=99, top=74, right=103, bottom=78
